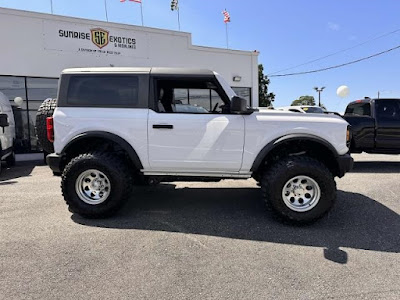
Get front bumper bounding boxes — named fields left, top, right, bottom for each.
left=337, top=153, right=354, bottom=177
left=46, top=153, right=62, bottom=173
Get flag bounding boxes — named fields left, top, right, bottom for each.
left=222, top=9, right=230, bottom=23
left=171, top=0, right=178, bottom=11
left=120, top=0, right=142, bottom=3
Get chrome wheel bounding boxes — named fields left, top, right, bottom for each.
left=282, top=175, right=321, bottom=212
left=75, top=169, right=111, bottom=205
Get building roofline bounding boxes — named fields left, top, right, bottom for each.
left=0, top=7, right=258, bottom=57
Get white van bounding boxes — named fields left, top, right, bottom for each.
left=0, top=91, right=16, bottom=172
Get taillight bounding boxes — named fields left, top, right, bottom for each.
left=346, top=126, right=351, bottom=147
left=46, top=117, right=54, bottom=143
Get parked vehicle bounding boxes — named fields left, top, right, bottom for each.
left=46, top=67, right=353, bottom=224
left=343, top=98, right=400, bottom=154
left=0, top=91, right=16, bottom=173
left=276, top=105, right=326, bottom=114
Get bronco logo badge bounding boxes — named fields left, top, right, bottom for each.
left=90, top=28, right=109, bottom=49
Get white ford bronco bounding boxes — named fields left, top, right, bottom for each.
left=46, top=67, right=353, bottom=224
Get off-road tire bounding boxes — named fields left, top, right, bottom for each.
left=261, top=156, right=336, bottom=224
left=61, top=152, right=133, bottom=218
left=36, top=98, right=57, bottom=153
left=5, top=151, right=15, bottom=167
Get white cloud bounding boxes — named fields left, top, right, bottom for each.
left=328, top=22, right=340, bottom=31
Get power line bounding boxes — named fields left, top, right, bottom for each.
left=269, top=44, right=400, bottom=77
left=268, top=28, right=400, bottom=76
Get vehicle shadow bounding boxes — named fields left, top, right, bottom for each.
left=0, top=161, right=41, bottom=182
left=72, top=185, right=400, bottom=264
left=352, top=161, right=400, bottom=173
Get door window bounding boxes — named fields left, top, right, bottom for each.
left=376, top=100, right=400, bottom=121
left=156, top=79, right=227, bottom=114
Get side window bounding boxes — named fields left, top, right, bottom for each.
left=376, top=100, right=400, bottom=121
left=156, top=79, right=227, bottom=114
left=189, top=89, right=212, bottom=112
left=67, top=75, right=139, bottom=107
left=174, top=89, right=189, bottom=104
left=345, top=103, right=371, bottom=116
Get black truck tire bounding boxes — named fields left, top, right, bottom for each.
left=261, top=156, right=336, bottom=224
left=36, top=98, right=57, bottom=154
left=61, top=152, right=133, bottom=218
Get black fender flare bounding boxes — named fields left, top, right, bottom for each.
left=62, top=131, right=143, bottom=170
left=251, top=134, right=339, bottom=172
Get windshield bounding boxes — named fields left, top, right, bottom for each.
left=214, top=72, right=237, bottom=100
left=301, top=106, right=325, bottom=114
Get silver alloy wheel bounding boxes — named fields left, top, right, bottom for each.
left=282, top=175, right=321, bottom=212
left=75, top=169, right=111, bottom=205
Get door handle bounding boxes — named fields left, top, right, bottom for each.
left=153, top=124, right=173, bottom=129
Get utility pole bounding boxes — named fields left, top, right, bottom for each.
left=314, top=86, right=325, bottom=107
left=104, top=0, right=108, bottom=22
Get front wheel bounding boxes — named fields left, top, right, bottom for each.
left=261, top=156, right=336, bottom=224
left=61, top=152, right=132, bottom=218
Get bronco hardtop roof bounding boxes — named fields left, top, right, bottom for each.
left=62, top=67, right=215, bottom=76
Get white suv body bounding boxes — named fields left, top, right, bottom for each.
left=47, top=68, right=353, bottom=224
left=53, top=107, right=348, bottom=175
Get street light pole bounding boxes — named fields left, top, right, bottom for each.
left=314, top=86, right=325, bottom=107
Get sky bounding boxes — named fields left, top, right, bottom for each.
left=1, top=0, right=400, bottom=112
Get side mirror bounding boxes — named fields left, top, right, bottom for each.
left=0, top=113, right=9, bottom=133
left=231, top=96, right=250, bottom=114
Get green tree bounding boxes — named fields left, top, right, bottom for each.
left=258, top=64, right=275, bottom=107
left=291, top=95, right=316, bottom=106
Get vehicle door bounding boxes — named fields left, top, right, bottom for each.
left=344, top=102, right=375, bottom=150
left=147, top=76, right=245, bottom=172
left=375, top=99, right=400, bottom=149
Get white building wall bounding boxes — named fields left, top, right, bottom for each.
left=0, top=8, right=259, bottom=106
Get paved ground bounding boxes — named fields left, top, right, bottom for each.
left=0, top=153, right=399, bottom=300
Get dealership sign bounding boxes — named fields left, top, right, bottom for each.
left=43, top=20, right=148, bottom=57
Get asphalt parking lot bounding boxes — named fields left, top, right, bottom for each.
left=0, top=153, right=399, bottom=300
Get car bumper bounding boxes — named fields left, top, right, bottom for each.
left=337, top=154, right=354, bottom=177
left=46, top=153, right=62, bottom=173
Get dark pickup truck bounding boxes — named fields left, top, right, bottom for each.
left=343, top=98, right=400, bottom=154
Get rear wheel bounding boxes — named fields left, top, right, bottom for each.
left=261, top=156, right=336, bottom=224
left=61, top=152, right=132, bottom=218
